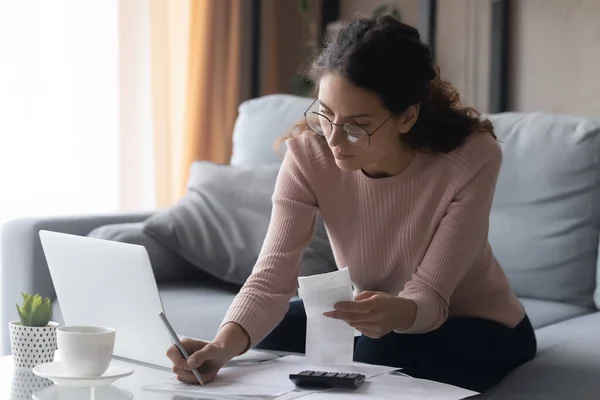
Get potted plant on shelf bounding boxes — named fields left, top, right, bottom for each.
left=9, top=293, right=59, bottom=369
left=292, top=1, right=403, bottom=96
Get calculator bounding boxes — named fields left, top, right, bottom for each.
left=289, top=370, right=366, bottom=389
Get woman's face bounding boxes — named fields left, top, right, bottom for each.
left=315, top=73, right=419, bottom=176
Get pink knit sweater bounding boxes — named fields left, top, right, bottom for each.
left=222, top=131, right=525, bottom=347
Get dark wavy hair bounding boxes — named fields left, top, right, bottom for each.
left=284, top=15, right=495, bottom=153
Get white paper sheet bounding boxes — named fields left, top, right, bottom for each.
left=143, top=377, right=289, bottom=397
left=300, top=373, right=479, bottom=400
left=142, top=354, right=399, bottom=398
left=298, top=267, right=355, bottom=365
left=218, top=355, right=399, bottom=382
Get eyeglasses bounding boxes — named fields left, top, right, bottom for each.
left=303, top=98, right=392, bottom=149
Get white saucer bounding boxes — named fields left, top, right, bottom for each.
left=33, top=385, right=133, bottom=400
left=32, top=362, right=134, bottom=387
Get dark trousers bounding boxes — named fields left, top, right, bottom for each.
left=254, top=300, right=537, bottom=393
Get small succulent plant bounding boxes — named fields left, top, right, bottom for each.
left=16, top=293, right=53, bottom=327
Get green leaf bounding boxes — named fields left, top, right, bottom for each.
left=44, top=297, right=53, bottom=319
left=20, top=294, right=34, bottom=319
left=299, top=0, right=309, bottom=14
left=16, top=303, right=28, bottom=326
left=290, top=75, right=315, bottom=97
left=30, top=298, right=52, bottom=327
left=373, top=5, right=402, bottom=20
left=373, top=5, right=388, bottom=16
left=31, top=294, right=42, bottom=311
left=16, top=293, right=52, bottom=326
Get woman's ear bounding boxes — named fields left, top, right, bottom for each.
left=397, top=104, right=420, bottom=133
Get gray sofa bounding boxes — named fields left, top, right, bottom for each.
left=3, top=94, right=600, bottom=398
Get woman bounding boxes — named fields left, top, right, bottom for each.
left=167, top=16, right=537, bottom=392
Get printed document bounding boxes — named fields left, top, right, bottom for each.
left=142, top=354, right=398, bottom=398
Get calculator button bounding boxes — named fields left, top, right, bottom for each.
left=336, top=373, right=348, bottom=378
left=347, top=373, right=359, bottom=379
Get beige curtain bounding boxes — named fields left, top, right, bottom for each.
left=260, top=0, right=322, bottom=96
left=149, top=0, right=317, bottom=208
left=182, top=0, right=251, bottom=175
left=149, top=0, right=251, bottom=207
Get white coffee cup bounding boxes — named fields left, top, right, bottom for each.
left=56, top=326, right=116, bottom=377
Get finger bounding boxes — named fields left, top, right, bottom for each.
left=354, top=290, right=379, bottom=301
left=323, top=310, right=372, bottom=322
left=173, top=366, right=200, bottom=384
left=201, top=372, right=217, bottom=384
left=181, top=337, right=208, bottom=352
left=334, top=296, right=380, bottom=312
left=176, top=373, right=204, bottom=385
left=188, top=344, right=220, bottom=369
left=348, top=321, right=376, bottom=329
left=331, top=301, right=360, bottom=312
left=166, top=344, right=191, bottom=370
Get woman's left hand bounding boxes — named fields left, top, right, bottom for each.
left=323, top=291, right=416, bottom=338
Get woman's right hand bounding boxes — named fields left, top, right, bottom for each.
left=166, top=338, right=234, bottom=384
left=166, top=322, right=250, bottom=384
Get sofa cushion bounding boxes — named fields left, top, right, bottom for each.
left=157, top=282, right=238, bottom=342
left=483, top=312, right=600, bottom=399
left=87, top=222, right=203, bottom=284
left=230, top=94, right=313, bottom=166
left=143, top=161, right=336, bottom=287
left=488, top=112, right=600, bottom=308
left=519, top=297, right=592, bottom=329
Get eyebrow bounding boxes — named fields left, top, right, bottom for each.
left=318, top=100, right=374, bottom=119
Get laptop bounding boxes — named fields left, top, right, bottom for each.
left=38, top=230, right=277, bottom=369
left=39, top=229, right=179, bottom=369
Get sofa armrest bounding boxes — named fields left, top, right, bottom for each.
left=1, top=212, right=152, bottom=355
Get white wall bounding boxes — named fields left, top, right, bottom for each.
left=341, top=0, right=600, bottom=120
left=339, top=0, right=491, bottom=113
left=509, top=0, right=600, bottom=119
left=436, top=0, right=491, bottom=113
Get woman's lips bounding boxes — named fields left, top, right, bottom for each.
left=333, top=150, right=354, bottom=160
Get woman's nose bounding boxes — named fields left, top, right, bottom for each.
left=327, top=124, right=346, bottom=147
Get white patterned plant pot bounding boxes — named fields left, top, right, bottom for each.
left=9, top=321, right=59, bottom=369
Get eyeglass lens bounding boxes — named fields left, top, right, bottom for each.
left=305, top=112, right=370, bottom=148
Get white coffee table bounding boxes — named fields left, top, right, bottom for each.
left=1, top=355, right=305, bottom=400
left=2, top=355, right=171, bottom=399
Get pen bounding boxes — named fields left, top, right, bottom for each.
left=158, top=311, right=204, bottom=385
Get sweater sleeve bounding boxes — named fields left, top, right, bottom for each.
left=220, top=136, right=319, bottom=347
left=397, top=148, right=502, bottom=333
